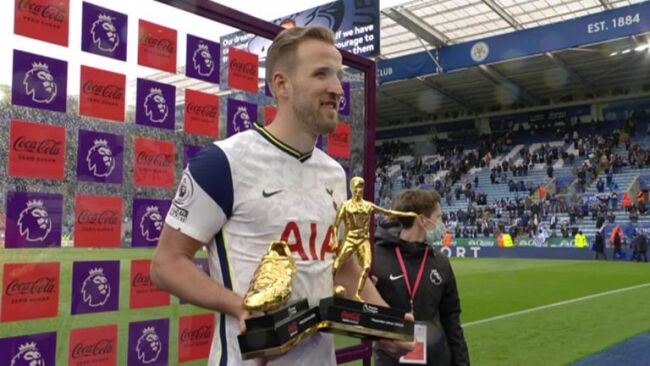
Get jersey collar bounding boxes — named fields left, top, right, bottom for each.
left=253, top=123, right=313, bottom=162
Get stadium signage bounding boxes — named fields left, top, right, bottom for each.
left=15, top=0, right=68, bottom=46
left=1, top=263, right=60, bottom=321
left=138, top=20, right=177, bottom=73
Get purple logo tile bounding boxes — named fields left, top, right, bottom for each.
left=226, top=98, right=257, bottom=136
left=131, top=198, right=171, bottom=247
left=71, top=260, right=120, bottom=315
left=135, top=78, right=176, bottom=130
left=316, top=135, right=324, bottom=150
left=128, top=318, right=169, bottom=366
left=183, top=144, right=202, bottom=167
left=0, top=332, right=57, bottom=366
left=339, top=81, right=350, bottom=116
left=12, top=50, right=67, bottom=113
left=6, top=191, right=63, bottom=248
left=81, top=2, right=128, bottom=61
left=186, top=34, right=219, bottom=84
left=77, top=129, right=124, bottom=184
left=180, top=258, right=210, bottom=304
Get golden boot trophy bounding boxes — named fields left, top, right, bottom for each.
left=238, top=240, right=321, bottom=359
left=318, top=177, right=415, bottom=341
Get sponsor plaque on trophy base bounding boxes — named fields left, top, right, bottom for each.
left=238, top=299, right=321, bottom=360
left=318, top=297, right=414, bottom=342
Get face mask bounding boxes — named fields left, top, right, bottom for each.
left=425, top=222, right=446, bottom=246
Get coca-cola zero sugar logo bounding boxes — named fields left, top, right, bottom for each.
left=1, top=263, right=60, bottom=321
left=82, top=80, right=123, bottom=100
left=74, top=195, right=122, bottom=248
left=133, top=137, right=175, bottom=188
left=14, top=0, right=69, bottom=46
left=177, top=314, right=213, bottom=362
left=227, top=47, right=258, bottom=93
left=68, top=325, right=117, bottom=366
left=184, top=89, right=219, bottom=137
left=71, top=338, right=114, bottom=359
left=138, top=19, right=177, bottom=73
left=6, top=277, right=56, bottom=297
left=13, top=136, right=62, bottom=155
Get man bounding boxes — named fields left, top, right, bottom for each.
left=151, top=26, right=412, bottom=365
left=373, top=189, right=470, bottom=365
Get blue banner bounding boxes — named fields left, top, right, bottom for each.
left=379, top=2, right=650, bottom=83
left=221, top=0, right=379, bottom=58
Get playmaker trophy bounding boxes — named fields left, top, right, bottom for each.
left=319, top=177, right=415, bottom=341
left=237, top=240, right=321, bottom=360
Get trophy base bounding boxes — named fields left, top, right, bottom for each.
left=318, top=296, right=413, bottom=342
left=238, top=300, right=321, bottom=360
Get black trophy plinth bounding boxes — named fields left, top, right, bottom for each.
left=318, top=297, right=414, bottom=341
left=238, top=299, right=321, bottom=360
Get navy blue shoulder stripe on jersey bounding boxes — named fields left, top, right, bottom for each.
left=188, top=144, right=234, bottom=218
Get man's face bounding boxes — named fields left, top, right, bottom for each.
left=288, top=39, right=343, bottom=135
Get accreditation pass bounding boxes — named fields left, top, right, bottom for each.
left=399, top=322, right=427, bottom=364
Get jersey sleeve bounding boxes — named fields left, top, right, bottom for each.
left=165, top=143, right=234, bottom=243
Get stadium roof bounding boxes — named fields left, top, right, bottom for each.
left=380, top=0, right=645, bottom=58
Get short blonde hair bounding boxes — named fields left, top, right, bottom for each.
left=265, top=26, right=336, bottom=98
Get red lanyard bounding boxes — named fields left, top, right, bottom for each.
left=395, top=245, right=429, bottom=312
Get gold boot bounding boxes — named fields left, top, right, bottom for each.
left=243, top=240, right=296, bottom=313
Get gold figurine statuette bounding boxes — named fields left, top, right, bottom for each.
left=243, top=240, right=297, bottom=313
left=332, top=177, right=417, bottom=302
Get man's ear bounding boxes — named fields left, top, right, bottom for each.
left=272, top=71, right=290, bottom=100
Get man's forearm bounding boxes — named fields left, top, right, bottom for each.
left=151, top=254, right=244, bottom=318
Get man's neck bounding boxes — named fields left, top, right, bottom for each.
left=264, top=107, right=317, bottom=154
left=399, top=227, right=425, bottom=243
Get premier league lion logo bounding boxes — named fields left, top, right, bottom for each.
left=86, top=139, right=116, bottom=178
left=91, top=14, right=120, bottom=52
left=11, top=342, right=45, bottom=366
left=81, top=267, right=111, bottom=307
left=140, top=206, right=163, bottom=242
left=232, top=106, right=252, bottom=133
left=144, top=88, right=169, bottom=123
left=192, top=42, right=214, bottom=77
left=22, top=62, right=57, bottom=104
left=136, top=327, right=162, bottom=364
left=17, top=200, right=52, bottom=242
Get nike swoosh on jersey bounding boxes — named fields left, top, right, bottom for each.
left=262, top=189, right=283, bottom=198
left=389, top=274, right=404, bottom=281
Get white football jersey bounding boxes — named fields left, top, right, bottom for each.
left=166, top=123, right=347, bottom=366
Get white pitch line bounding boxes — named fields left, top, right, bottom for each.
left=464, top=282, right=650, bottom=328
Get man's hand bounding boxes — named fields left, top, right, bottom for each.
left=375, top=313, right=416, bottom=358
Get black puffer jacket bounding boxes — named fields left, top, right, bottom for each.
left=373, top=225, right=470, bottom=366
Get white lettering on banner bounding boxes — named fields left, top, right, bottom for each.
left=334, top=23, right=376, bottom=55
left=587, top=12, right=640, bottom=34
left=439, top=246, right=481, bottom=258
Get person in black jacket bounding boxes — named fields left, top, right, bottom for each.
left=593, top=230, right=606, bottom=260
left=373, top=189, right=470, bottom=366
